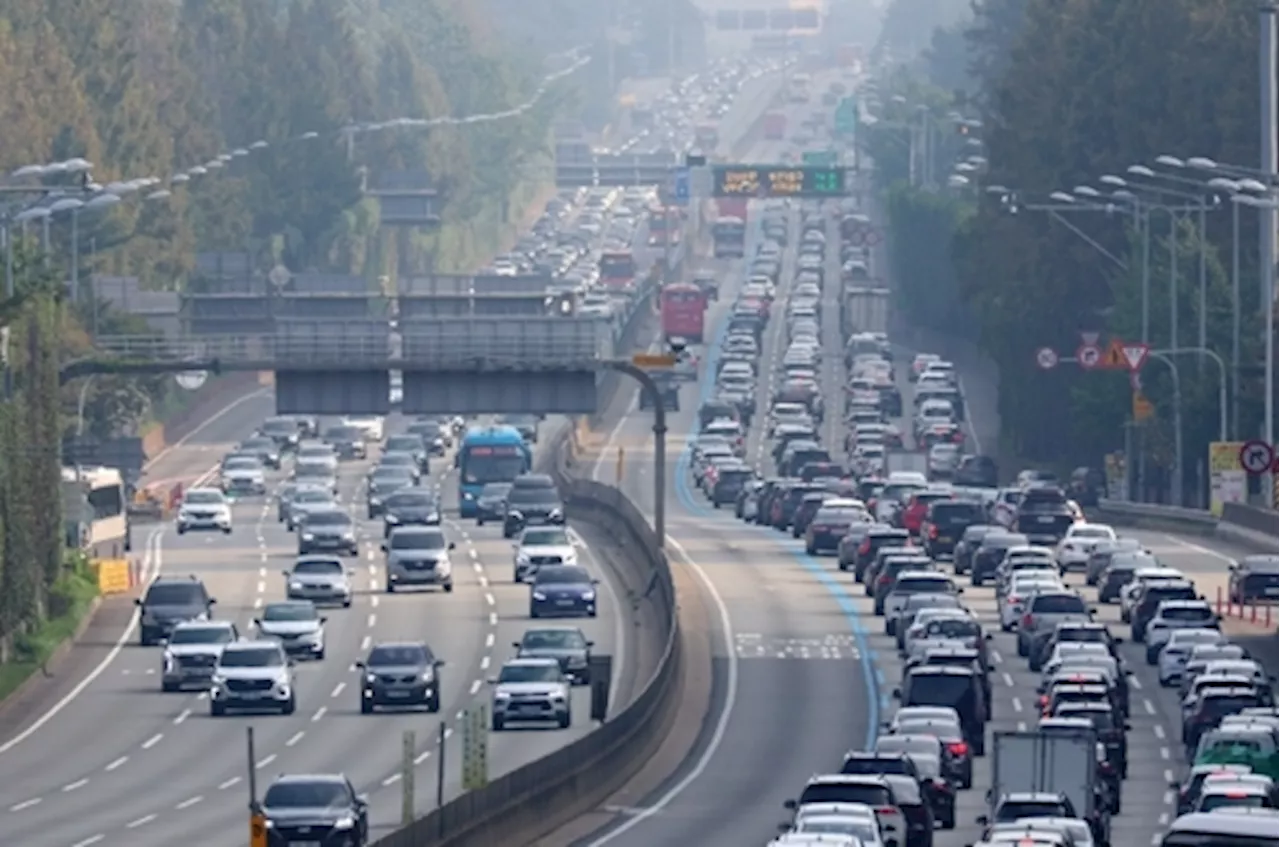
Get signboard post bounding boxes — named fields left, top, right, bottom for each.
left=835, top=96, right=857, bottom=137
left=1208, top=441, right=1248, bottom=516
left=461, top=703, right=489, bottom=790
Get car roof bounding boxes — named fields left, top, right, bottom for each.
left=223, top=639, right=281, bottom=652
left=270, top=773, right=347, bottom=786
left=504, top=657, right=560, bottom=667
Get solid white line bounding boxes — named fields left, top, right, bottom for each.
left=584, top=533, right=736, bottom=845
left=10, top=798, right=40, bottom=812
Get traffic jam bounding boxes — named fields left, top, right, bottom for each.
left=676, top=143, right=1279, bottom=847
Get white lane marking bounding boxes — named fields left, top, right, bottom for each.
left=256, top=580, right=265, bottom=594
left=414, top=749, right=432, bottom=765
left=1160, top=747, right=1171, bottom=760
left=71, top=836, right=104, bottom=847
left=312, top=707, right=327, bottom=722
left=484, top=593, right=495, bottom=606
left=990, top=649, right=1003, bottom=664
left=1160, top=534, right=1236, bottom=563
left=485, top=632, right=494, bottom=648
left=382, top=773, right=401, bottom=786
left=9, top=798, right=40, bottom=812
left=480, top=656, right=490, bottom=670
left=63, top=779, right=89, bottom=792
left=370, top=595, right=379, bottom=608
left=1154, top=724, right=1166, bottom=740
left=1164, top=769, right=1175, bottom=783
left=173, top=709, right=191, bottom=726
left=478, top=575, right=489, bottom=589
left=286, top=731, right=306, bottom=747
left=1130, top=675, right=1143, bottom=690
left=331, top=682, right=346, bottom=698
left=258, top=566, right=267, bottom=578
left=176, top=795, right=203, bottom=810
left=1002, top=672, right=1014, bottom=687
left=218, top=777, right=240, bottom=790
left=367, top=613, right=377, bottom=627
left=105, top=756, right=128, bottom=772
left=254, top=596, right=263, bottom=608
left=126, top=814, right=157, bottom=828
left=360, top=634, right=372, bottom=650
left=256, top=753, right=277, bottom=769
left=141, top=733, right=163, bottom=750
left=1011, top=697, right=1023, bottom=713
left=488, top=612, right=498, bottom=626
left=1143, top=698, right=1156, bottom=715
left=584, top=533, right=736, bottom=845
left=470, top=679, right=482, bottom=695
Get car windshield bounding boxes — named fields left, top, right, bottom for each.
left=523, top=630, right=586, bottom=649
left=262, top=419, right=295, bottom=435
left=380, top=454, right=416, bottom=468
left=169, top=626, right=233, bottom=645
left=1199, top=793, right=1270, bottom=811
left=145, top=584, right=202, bottom=605
left=523, top=528, right=570, bottom=546
left=499, top=663, right=561, bottom=683
left=906, top=674, right=975, bottom=704
left=1163, top=606, right=1214, bottom=622
left=224, top=458, right=258, bottom=470
left=386, top=437, right=422, bottom=452
left=480, top=483, right=513, bottom=499
left=243, top=438, right=274, bottom=450
left=296, top=463, right=333, bottom=478
left=263, top=603, right=317, bottom=622
left=535, top=566, right=591, bottom=585
left=925, top=619, right=981, bottom=639
left=876, top=735, right=941, bottom=757
left=897, top=577, right=952, bottom=594
left=184, top=491, right=223, bottom=505
left=390, top=531, right=446, bottom=551
left=509, top=488, right=560, bottom=506
left=796, top=819, right=879, bottom=839
left=387, top=492, right=435, bottom=508
left=367, top=645, right=428, bottom=666
left=1033, top=595, right=1088, bottom=614
left=372, top=469, right=414, bottom=483
left=461, top=447, right=527, bottom=484
left=295, top=491, right=333, bottom=505
left=325, top=426, right=361, bottom=441
left=997, top=801, right=1068, bottom=821
left=293, top=560, right=342, bottom=575
left=263, top=781, right=349, bottom=809
left=306, top=511, right=350, bottom=526
left=220, top=647, right=283, bottom=668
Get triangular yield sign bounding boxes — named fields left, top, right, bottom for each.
left=1121, top=343, right=1149, bottom=371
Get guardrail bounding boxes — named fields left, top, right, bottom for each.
left=372, top=431, right=681, bottom=847
left=1093, top=498, right=1278, bottom=554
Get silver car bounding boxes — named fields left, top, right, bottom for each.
left=285, top=488, right=337, bottom=530
left=161, top=620, right=238, bottom=691
left=513, top=526, right=578, bottom=582
left=221, top=455, right=267, bottom=496
left=489, top=657, right=571, bottom=730
left=210, top=640, right=296, bottom=716
left=254, top=600, right=326, bottom=660
left=284, top=556, right=354, bottom=607
left=383, top=527, right=455, bottom=593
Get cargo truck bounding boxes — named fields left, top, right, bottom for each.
left=986, top=731, right=1110, bottom=847
left=841, top=286, right=890, bottom=337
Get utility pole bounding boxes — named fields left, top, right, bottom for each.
left=1261, top=2, right=1279, bottom=491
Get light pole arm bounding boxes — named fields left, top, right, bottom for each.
left=1155, top=347, right=1229, bottom=442
left=602, top=360, right=668, bottom=547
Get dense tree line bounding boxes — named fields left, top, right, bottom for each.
left=869, top=0, right=1268, bottom=503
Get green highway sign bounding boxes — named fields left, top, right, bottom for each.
left=712, top=164, right=847, bottom=198
left=802, top=150, right=838, bottom=166
left=835, top=96, right=857, bottom=137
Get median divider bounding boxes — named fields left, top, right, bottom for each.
left=1093, top=498, right=1278, bottom=553
left=373, top=426, right=681, bottom=847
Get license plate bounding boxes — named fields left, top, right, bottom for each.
left=556, top=599, right=575, bottom=606
left=238, top=691, right=266, bottom=700
left=1037, top=516, right=1054, bottom=524
left=937, top=536, right=951, bottom=543
left=385, top=690, right=410, bottom=698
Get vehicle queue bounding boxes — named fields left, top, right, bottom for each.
left=680, top=180, right=1278, bottom=847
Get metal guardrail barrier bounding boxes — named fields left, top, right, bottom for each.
left=372, top=431, right=680, bottom=847
left=1093, top=498, right=1278, bottom=553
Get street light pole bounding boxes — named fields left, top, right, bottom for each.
left=602, top=359, right=667, bottom=545
left=1148, top=351, right=1185, bottom=507
left=1230, top=198, right=1241, bottom=437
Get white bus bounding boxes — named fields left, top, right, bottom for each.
left=62, top=466, right=130, bottom=556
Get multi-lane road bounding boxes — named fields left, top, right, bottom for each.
left=571, top=99, right=1275, bottom=847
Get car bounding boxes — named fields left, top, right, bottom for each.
left=220, top=454, right=267, bottom=496
left=175, top=487, right=233, bottom=535
left=239, top=435, right=282, bottom=470
left=285, top=486, right=337, bottom=531
left=381, top=489, right=442, bottom=536
left=383, top=526, right=455, bottom=593
left=366, top=467, right=416, bottom=518
left=513, top=526, right=578, bottom=582
left=357, top=641, right=444, bottom=713
left=297, top=507, right=358, bottom=556
left=342, top=415, right=384, bottom=443
left=283, top=555, right=354, bottom=606
left=474, top=482, right=513, bottom=525
left=883, top=572, right=960, bottom=632
left=489, top=657, right=572, bottom=730
left=785, top=775, right=907, bottom=847
left=385, top=433, right=428, bottom=471
left=1139, top=596, right=1214, bottom=657
left=323, top=424, right=367, bottom=460
left=514, top=626, right=594, bottom=685
left=895, top=666, right=989, bottom=755
left=1228, top=554, right=1280, bottom=603
left=260, top=773, right=369, bottom=845
left=503, top=474, right=566, bottom=538
left=529, top=565, right=599, bottom=618
left=1016, top=591, right=1092, bottom=657
left=136, top=576, right=218, bottom=646
left=259, top=415, right=303, bottom=449
left=209, top=639, right=296, bottom=716
left=1157, top=628, right=1227, bottom=684
left=254, top=600, right=327, bottom=660
left=160, top=620, right=238, bottom=691
left=1054, top=523, right=1116, bottom=573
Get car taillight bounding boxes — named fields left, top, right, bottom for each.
left=1008, top=595, right=1021, bottom=604
left=879, top=574, right=892, bottom=584
left=875, top=806, right=897, bottom=816
left=929, top=525, right=939, bottom=539
left=859, top=539, right=871, bottom=553
left=952, top=432, right=963, bottom=443
left=948, top=741, right=968, bottom=756
left=1022, top=613, right=1034, bottom=627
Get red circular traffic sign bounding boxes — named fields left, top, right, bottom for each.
left=1239, top=440, right=1276, bottom=475
left=1076, top=344, right=1101, bottom=370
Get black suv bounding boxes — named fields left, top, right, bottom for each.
left=921, top=501, right=986, bottom=558
left=356, top=641, right=444, bottom=713
left=136, top=577, right=217, bottom=646
left=970, top=531, right=1029, bottom=586
left=261, top=774, right=369, bottom=846
left=503, top=474, right=565, bottom=538
left=896, top=665, right=989, bottom=755
left=1012, top=485, right=1075, bottom=544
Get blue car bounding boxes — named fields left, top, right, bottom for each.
left=529, top=565, right=599, bottom=619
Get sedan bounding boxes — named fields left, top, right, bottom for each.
left=530, top=565, right=600, bottom=619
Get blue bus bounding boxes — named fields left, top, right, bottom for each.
left=456, top=426, right=532, bottom=517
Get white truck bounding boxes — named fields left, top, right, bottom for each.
left=841, top=285, right=889, bottom=337
left=988, top=731, right=1108, bottom=845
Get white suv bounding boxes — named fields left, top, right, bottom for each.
left=176, top=488, right=232, bottom=535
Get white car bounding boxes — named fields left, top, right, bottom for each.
left=1157, top=628, right=1227, bottom=685
left=788, top=803, right=883, bottom=846
left=513, top=526, right=578, bottom=582
left=254, top=600, right=326, bottom=660
left=1055, top=523, right=1117, bottom=573
left=220, top=456, right=266, bottom=496
left=1143, top=600, right=1219, bottom=662
left=490, top=657, right=571, bottom=730
left=342, top=416, right=385, bottom=443
left=788, top=777, right=905, bottom=847
left=176, top=488, right=233, bottom=534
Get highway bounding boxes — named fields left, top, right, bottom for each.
left=572, top=91, right=1276, bottom=847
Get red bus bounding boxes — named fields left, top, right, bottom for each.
left=598, top=251, right=637, bottom=290
left=660, top=283, right=707, bottom=343
left=647, top=207, right=682, bottom=248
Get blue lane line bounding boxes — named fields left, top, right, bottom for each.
left=669, top=217, right=883, bottom=749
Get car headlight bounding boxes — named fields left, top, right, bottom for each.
left=582, top=591, right=595, bottom=601
left=463, top=491, right=474, bottom=501
left=342, top=532, right=355, bottom=541
left=163, top=651, right=175, bottom=671
left=385, top=514, right=400, bottom=524
left=549, top=508, right=563, bottom=519
left=426, top=512, right=439, bottom=522
left=195, top=612, right=209, bottom=622
left=302, top=533, right=316, bottom=541
left=369, top=497, right=382, bottom=506
left=289, top=581, right=303, bottom=591
left=509, top=510, right=524, bottom=521
left=273, top=675, right=291, bottom=693
left=517, top=553, right=531, bottom=564
left=211, top=674, right=226, bottom=687
left=532, top=591, right=547, bottom=600
left=421, top=667, right=434, bottom=682
left=334, top=815, right=356, bottom=830
left=365, top=673, right=378, bottom=684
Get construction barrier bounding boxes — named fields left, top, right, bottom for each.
left=96, top=558, right=133, bottom=595
left=1215, top=587, right=1276, bottom=629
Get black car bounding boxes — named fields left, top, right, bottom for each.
left=381, top=489, right=441, bottom=536
left=357, top=642, right=444, bottom=713
left=921, top=501, right=986, bottom=559
left=136, top=576, right=218, bottom=646
left=297, top=508, right=358, bottom=556
left=896, top=665, right=989, bottom=755
left=952, top=524, right=997, bottom=575
left=261, top=774, right=369, bottom=846
left=239, top=436, right=282, bottom=470
left=366, top=467, right=416, bottom=518
left=259, top=416, right=303, bottom=450
left=385, top=434, right=429, bottom=471
left=970, top=531, right=1029, bottom=586
left=954, top=455, right=998, bottom=487
left=475, top=482, right=513, bottom=525
left=711, top=466, right=752, bottom=507
left=514, top=626, right=594, bottom=684
left=322, top=424, right=366, bottom=460
left=1012, top=486, right=1075, bottom=544
left=503, top=475, right=565, bottom=538
left=854, top=526, right=911, bottom=582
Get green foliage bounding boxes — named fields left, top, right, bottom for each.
left=883, top=184, right=975, bottom=338
left=0, top=551, right=98, bottom=701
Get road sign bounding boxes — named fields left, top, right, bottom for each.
left=672, top=166, right=690, bottom=205
left=1132, top=392, right=1154, bottom=422
left=1035, top=347, right=1059, bottom=370
left=632, top=352, right=677, bottom=369
left=835, top=97, right=858, bottom=136
left=711, top=164, right=846, bottom=198
left=1239, top=440, right=1276, bottom=475
left=1076, top=344, right=1101, bottom=370
left=802, top=150, right=838, bottom=166
left=461, top=703, right=489, bottom=790
left=1121, top=342, right=1150, bottom=372
left=1080, top=331, right=1101, bottom=347
left=1101, top=339, right=1127, bottom=369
